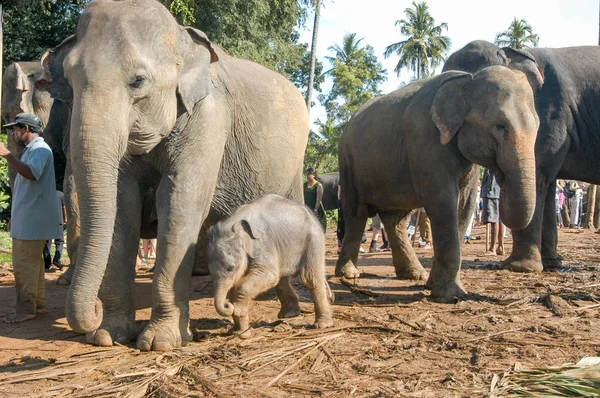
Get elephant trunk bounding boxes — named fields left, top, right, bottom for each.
left=214, top=282, right=235, bottom=317
left=66, top=92, right=128, bottom=333
left=498, top=151, right=537, bottom=231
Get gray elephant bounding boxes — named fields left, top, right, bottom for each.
left=318, top=172, right=340, bottom=211
left=38, top=0, right=308, bottom=351
left=2, top=62, right=54, bottom=187
left=207, top=194, right=333, bottom=338
left=443, top=40, right=600, bottom=273
left=336, top=65, right=541, bottom=301
left=2, top=62, right=79, bottom=281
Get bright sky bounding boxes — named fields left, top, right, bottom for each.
left=299, top=0, right=599, bottom=129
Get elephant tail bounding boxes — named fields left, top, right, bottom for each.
left=325, top=279, right=335, bottom=303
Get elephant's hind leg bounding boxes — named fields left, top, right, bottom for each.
left=276, top=277, right=301, bottom=318
left=301, top=236, right=333, bottom=329
left=380, top=210, right=428, bottom=281
left=335, top=206, right=368, bottom=279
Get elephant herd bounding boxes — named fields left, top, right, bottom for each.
left=2, top=0, right=600, bottom=352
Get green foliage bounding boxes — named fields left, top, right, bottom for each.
left=384, top=1, right=451, bottom=79
left=305, top=32, right=386, bottom=172
left=320, top=33, right=387, bottom=123
left=188, top=0, right=322, bottom=90
left=0, top=135, right=10, bottom=230
left=494, top=18, right=539, bottom=49
left=2, top=0, right=89, bottom=66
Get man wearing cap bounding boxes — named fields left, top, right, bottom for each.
left=1, top=113, right=61, bottom=323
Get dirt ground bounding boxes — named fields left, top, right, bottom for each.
left=0, top=224, right=599, bottom=397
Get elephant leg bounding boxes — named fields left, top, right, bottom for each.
left=379, top=210, right=428, bottom=280
left=86, top=168, right=143, bottom=347
left=541, top=184, right=562, bottom=269
left=58, top=157, right=80, bottom=286
left=335, top=206, right=368, bottom=279
left=424, top=201, right=467, bottom=301
left=192, top=225, right=209, bottom=276
left=300, top=240, right=333, bottom=328
left=276, top=277, right=301, bottom=319
left=502, top=178, right=547, bottom=273
left=231, top=269, right=279, bottom=339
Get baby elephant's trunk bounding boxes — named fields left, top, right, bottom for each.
left=214, top=282, right=235, bottom=317
left=325, top=281, right=335, bottom=303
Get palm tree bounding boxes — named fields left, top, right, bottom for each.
left=326, top=32, right=365, bottom=68
left=384, top=1, right=451, bottom=80
left=494, top=18, right=539, bottom=49
left=305, top=0, right=322, bottom=116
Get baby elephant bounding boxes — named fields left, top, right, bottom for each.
left=207, top=194, right=334, bottom=338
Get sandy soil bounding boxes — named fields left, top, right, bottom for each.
left=0, top=224, right=599, bottom=397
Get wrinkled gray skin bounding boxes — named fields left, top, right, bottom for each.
left=318, top=172, right=339, bottom=211
left=40, top=0, right=308, bottom=351
left=443, top=40, right=600, bottom=273
left=208, top=194, right=333, bottom=338
left=2, top=63, right=80, bottom=282
left=336, top=66, right=541, bottom=301
left=2, top=62, right=53, bottom=187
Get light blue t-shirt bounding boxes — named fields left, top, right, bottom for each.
left=10, top=137, right=62, bottom=240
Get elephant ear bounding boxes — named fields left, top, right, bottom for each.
left=36, top=35, right=76, bottom=104
left=499, top=47, right=544, bottom=90
left=177, top=27, right=219, bottom=114
left=233, top=219, right=262, bottom=240
left=431, top=72, right=473, bottom=145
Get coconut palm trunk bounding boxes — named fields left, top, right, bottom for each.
left=305, top=0, right=321, bottom=116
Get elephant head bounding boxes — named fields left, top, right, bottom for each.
left=207, top=219, right=261, bottom=318
left=431, top=66, right=541, bottom=230
left=36, top=0, right=219, bottom=334
left=443, top=40, right=544, bottom=91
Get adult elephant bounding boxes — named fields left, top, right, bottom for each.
left=2, top=63, right=79, bottom=280
left=443, top=40, right=600, bottom=273
left=2, top=62, right=54, bottom=186
left=318, top=172, right=340, bottom=211
left=39, top=0, right=308, bottom=352
left=336, top=65, right=542, bottom=300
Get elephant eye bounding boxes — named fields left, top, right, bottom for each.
left=496, top=124, right=507, bottom=131
left=226, top=265, right=235, bottom=272
left=129, top=75, right=147, bottom=89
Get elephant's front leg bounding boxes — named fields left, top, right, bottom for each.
left=57, top=156, right=80, bottom=286
left=541, top=183, right=562, bottom=269
left=87, top=167, right=144, bottom=346
left=136, top=174, right=210, bottom=351
left=230, top=268, right=279, bottom=339
left=425, top=201, right=467, bottom=301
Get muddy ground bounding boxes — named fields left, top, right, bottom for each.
left=0, top=224, right=599, bottom=397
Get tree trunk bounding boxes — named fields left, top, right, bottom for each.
left=584, top=185, right=597, bottom=229
left=0, top=6, right=3, bottom=117
left=305, top=0, right=321, bottom=116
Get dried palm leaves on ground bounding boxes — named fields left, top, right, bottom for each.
left=491, top=357, right=600, bottom=397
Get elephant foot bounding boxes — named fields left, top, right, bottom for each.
left=57, top=265, right=75, bottom=285
left=394, top=262, right=428, bottom=281
left=502, top=256, right=543, bottom=273
left=335, top=263, right=360, bottom=279
left=542, top=255, right=563, bottom=271
left=137, top=318, right=192, bottom=352
left=313, top=317, right=333, bottom=329
left=426, top=278, right=467, bottom=303
left=85, top=316, right=139, bottom=347
left=278, top=303, right=301, bottom=319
